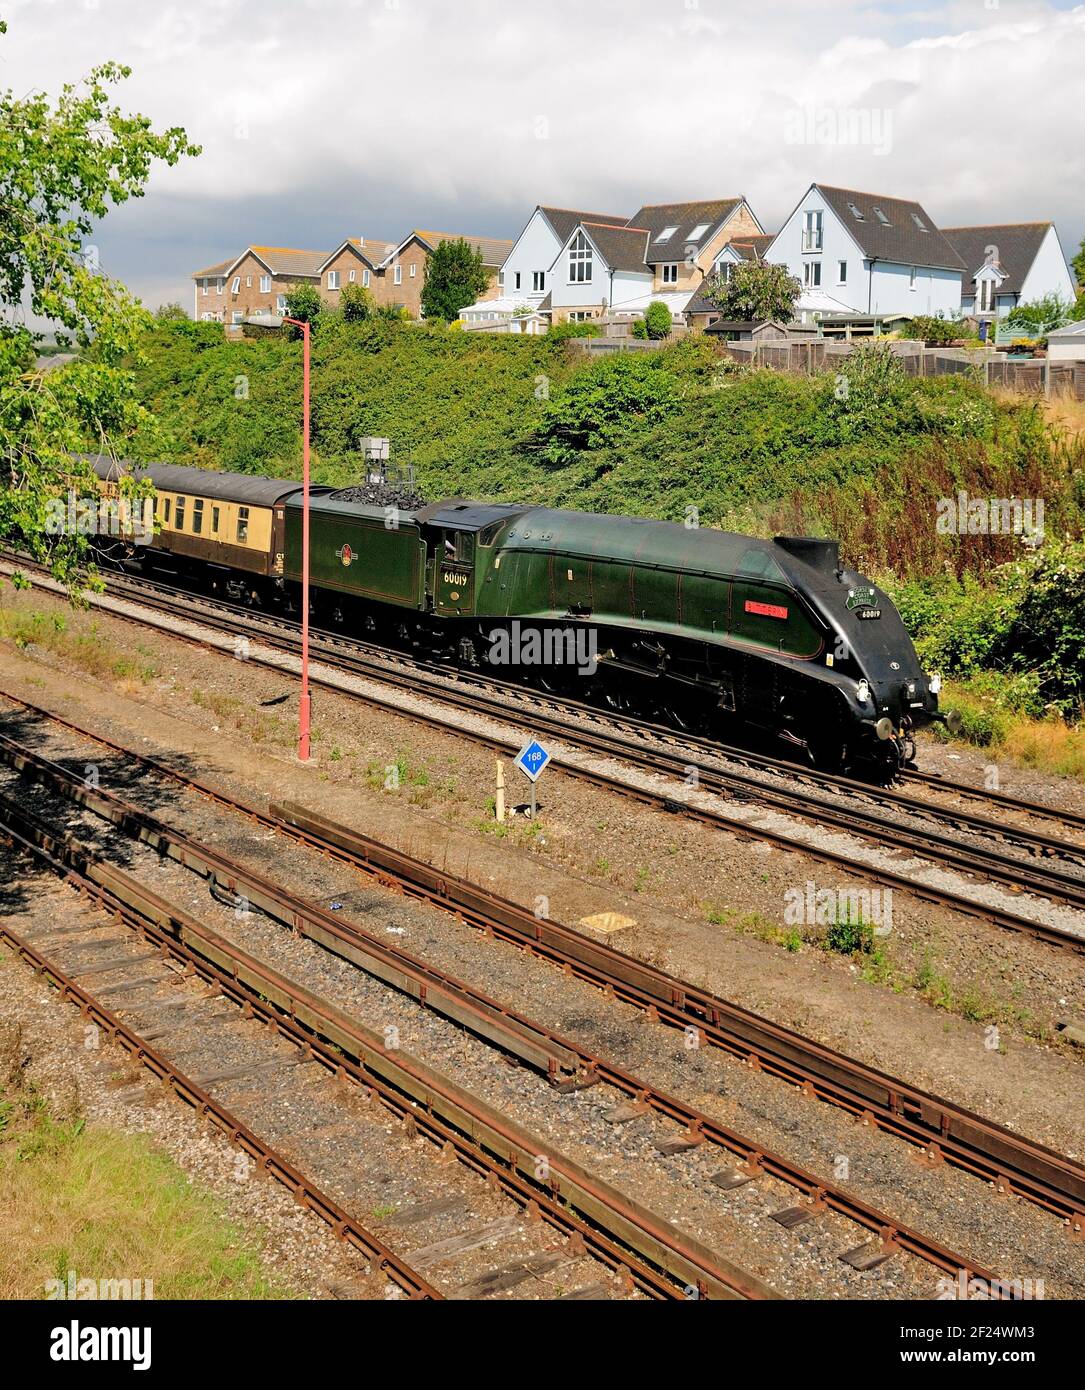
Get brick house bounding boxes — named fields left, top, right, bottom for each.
left=317, top=237, right=398, bottom=307
left=191, top=260, right=231, bottom=320
left=213, top=246, right=328, bottom=329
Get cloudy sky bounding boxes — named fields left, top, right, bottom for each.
left=4, top=0, right=1083, bottom=309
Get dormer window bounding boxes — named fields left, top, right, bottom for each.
left=654, top=226, right=678, bottom=242
left=568, top=230, right=593, bottom=283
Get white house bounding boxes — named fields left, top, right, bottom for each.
left=765, top=184, right=965, bottom=321
left=547, top=222, right=655, bottom=321
left=942, top=223, right=1077, bottom=322
left=457, top=205, right=627, bottom=326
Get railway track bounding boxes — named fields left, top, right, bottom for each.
left=3, top=695, right=1083, bottom=1262
left=4, top=558, right=1083, bottom=954
left=0, top=798, right=763, bottom=1301
left=0, top=721, right=1033, bottom=1296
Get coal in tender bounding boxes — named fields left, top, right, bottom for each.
left=330, top=480, right=428, bottom=510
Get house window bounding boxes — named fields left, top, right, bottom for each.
left=394, top=263, right=402, bottom=285
left=723, top=262, right=733, bottom=281
left=837, top=260, right=848, bottom=284
left=569, top=310, right=593, bottom=322
left=533, top=271, right=545, bottom=292
left=654, top=226, right=678, bottom=243
left=979, top=278, right=995, bottom=313
left=174, top=497, right=186, bottom=531
left=276, top=294, right=287, bottom=310
left=568, top=231, right=593, bottom=283
left=211, top=506, right=220, bottom=535
left=911, top=212, right=928, bottom=231
left=514, top=271, right=521, bottom=289
left=231, top=276, right=241, bottom=293
left=192, top=498, right=204, bottom=535
left=216, top=280, right=222, bottom=295
left=201, top=281, right=208, bottom=296
left=687, top=222, right=710, bottom=240
left=245, top=275, right=252, bottom=287
left=327, top=270, right=339, bottom=289
left=348, top=269, right=356, bottom=282
left=260, top=275, right=271, bottom=292
left=498, top=270, right=504, bottom=289
left=237, top=507, right=249, bottom=543
left=362, top=270, right=370, bottom=288
left=803, top=210, right=823, bottom=251
left=662, top=263, right=679, bottom=284
left=804, top=261, right=821, bottom=287
left=873, top=207, right=890, bottom=226
left=847, top=201, right=865, bottom=221
left=909, top=265, right=918, bottom=291
left=409, top=263, right=416, bottom=277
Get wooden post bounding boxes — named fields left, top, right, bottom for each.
left=495, top=761, right=505, bottom=823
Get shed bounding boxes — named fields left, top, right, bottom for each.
left=1045, top=320, right=1085, bottom=363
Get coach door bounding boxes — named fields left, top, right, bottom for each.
left=434, top=528, right=476, bottom=616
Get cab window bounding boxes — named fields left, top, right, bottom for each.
left=442, top=531, right=474, bottom=564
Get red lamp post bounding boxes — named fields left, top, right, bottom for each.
left=245, top=312, right=312, bottom=761
left=283, top=316, right=312, bottom=761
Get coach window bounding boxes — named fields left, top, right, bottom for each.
left=175, top=496, right=186, bottom=530
left=161, top=497, right=171, bottom=525
left=211, top=506, right=220, bottom=534
left=237, top=507, right=249, bottom=543
left=192, top=498, right=204, bottom=534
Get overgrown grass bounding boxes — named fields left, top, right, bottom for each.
left=0, top=1082, right=294, bottom=1300
left=0, top=603, right=157, bottom=684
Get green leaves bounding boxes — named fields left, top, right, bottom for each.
left=420, top=239, right=489, bottom=323
left=703, top=261, right=802, bottom=323
left=0, top=26, right=199, bottom=584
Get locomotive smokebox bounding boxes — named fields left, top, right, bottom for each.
left=773, top=536, right=841, bottom=577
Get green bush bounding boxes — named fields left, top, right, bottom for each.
left=904, top=315, right=961, bottom=345
left=546, top=319, right=600, bottom=341
left=643, top=301, right=672, bottom=340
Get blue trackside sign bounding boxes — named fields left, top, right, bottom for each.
left=514, top=739, right=551, bottom=783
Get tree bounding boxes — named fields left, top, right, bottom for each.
left=421, top=238, right=489, bottom=322
left=1004, top=293, right=1074, bottom=336
left=154, top=302, right=188, bottom=322
left=283, top=283, right=323, bottom=331
left=340, top=282, right=376, bottom=323
left=705, top=261, right=801, bottom=323
left=643, top=301, right=673, bottom=339
left=0, top=21, right=199, bottom=585
left=1072, top=234, right=1085, bottom=292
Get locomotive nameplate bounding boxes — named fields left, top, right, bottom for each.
left=846, top=586, right=877, bottom=610
left=744, top=599, right=788, bottom=620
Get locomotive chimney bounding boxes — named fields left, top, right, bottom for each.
left=773, top=536, right=840, bottom=577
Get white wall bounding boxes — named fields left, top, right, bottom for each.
left=1018, top=225, right=1076, bottom=308
left=547, top=229, right=651, bottom=311
left=764, top=187, right=865, bottom=313
left=498, top=208, right=561, bottom=307
left=869, top=261, right=961, bottom=317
